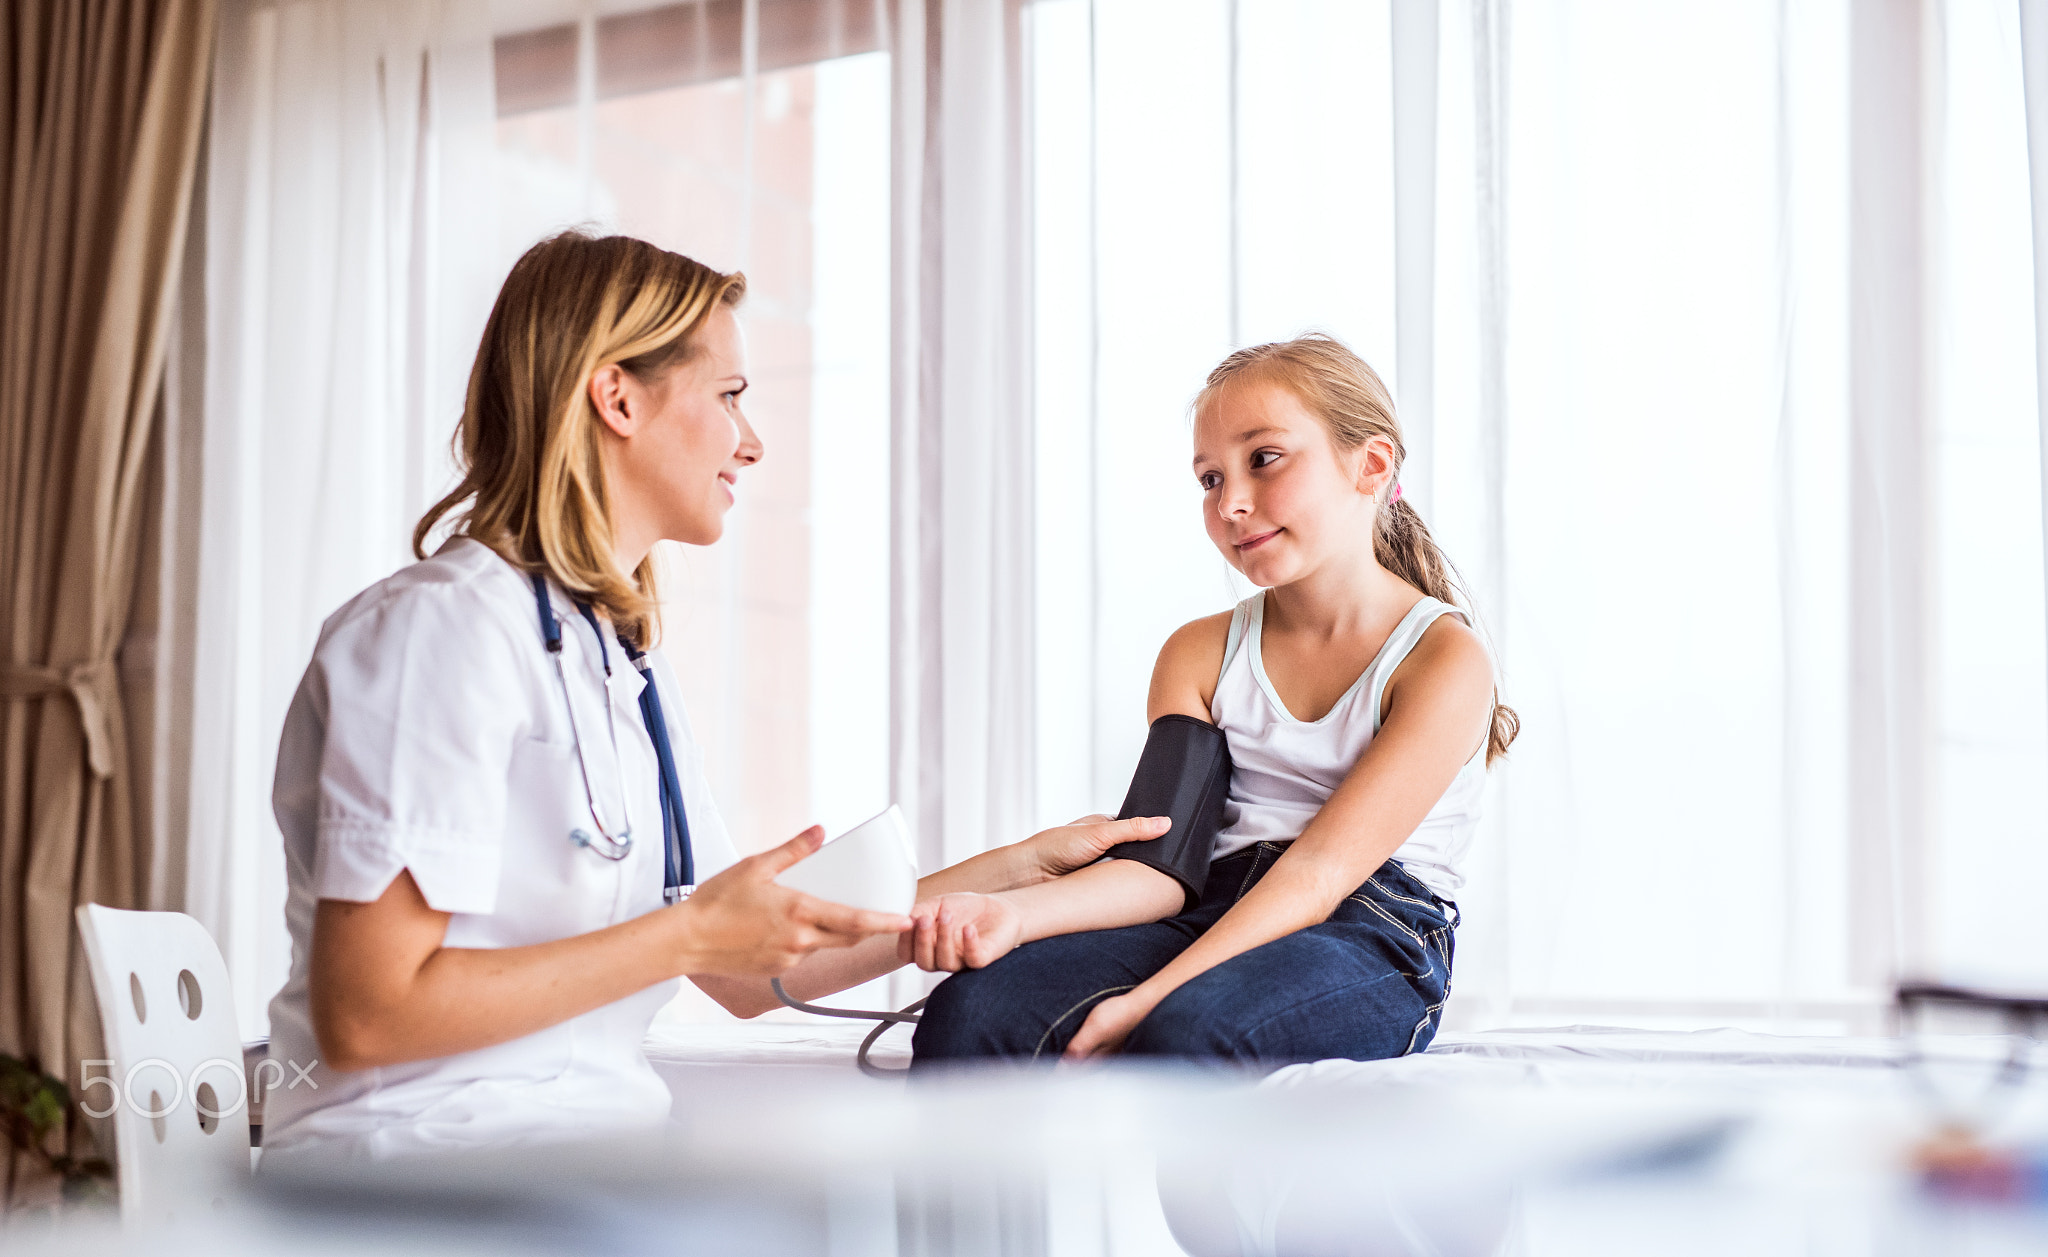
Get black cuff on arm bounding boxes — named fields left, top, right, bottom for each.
left=1105, top=714, right=1234, bottom=912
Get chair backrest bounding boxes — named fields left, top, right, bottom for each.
left=74, top=904, right=251, bottom=1224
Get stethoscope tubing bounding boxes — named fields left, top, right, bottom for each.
left=551, top=647, right=635, bottom=859
left=770, top=979, right=925, bottom=1078
left=535, top=573, right=920, bottom=1075
left=532, top=573, right=692, bottom=898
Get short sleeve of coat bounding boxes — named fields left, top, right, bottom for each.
left=297, top=583, right=529, bottom=914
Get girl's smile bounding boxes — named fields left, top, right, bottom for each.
left=1194, top=377, right=1387, bottom=588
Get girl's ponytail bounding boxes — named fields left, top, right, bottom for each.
left=1374, top=496, right=1520, bottom=764
left=1197, top=333, right=1520, bottom=765
left=1372, top=495, right=1452, bottom=609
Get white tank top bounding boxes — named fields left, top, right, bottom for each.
left=1206, top=592, right=1486, bottom=901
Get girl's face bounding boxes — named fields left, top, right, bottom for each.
left=602, top=305, right=761, bottom=550
left=1192, top=379, right=1390, bottom=588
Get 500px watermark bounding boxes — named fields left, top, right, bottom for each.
left=77, top=1057, right=317, bottom=1121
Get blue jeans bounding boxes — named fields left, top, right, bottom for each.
left=911, top=843, right=1457, bottom=1070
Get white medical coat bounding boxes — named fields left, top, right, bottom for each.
left=261, top=537, right=740, bottom=1160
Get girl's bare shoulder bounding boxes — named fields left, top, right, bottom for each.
left=1386, top=612, right=1494, bottom=712
left=1149, top=611, right=1236, bottom=722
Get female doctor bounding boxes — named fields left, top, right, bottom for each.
left=260, top=232, right=1167, bottom=1159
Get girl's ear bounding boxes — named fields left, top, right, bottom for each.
left=588, top=364, right=636, bottom=438
left=1355, top=435, right=1397, bottom=498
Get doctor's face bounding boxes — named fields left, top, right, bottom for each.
left=625, top=305, right=762, bottom=548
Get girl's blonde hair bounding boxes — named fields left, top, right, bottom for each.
left=1197, top=333, right=1520, bottom=764
left=414, top=231, right=746, bottom=646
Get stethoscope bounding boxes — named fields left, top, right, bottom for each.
left=527, top=575, right=924, bottom=1073
left=532, top=574, right=694, bottom=903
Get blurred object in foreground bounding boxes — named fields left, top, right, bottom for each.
left=1917, top=1127, right=2048, bottom=1206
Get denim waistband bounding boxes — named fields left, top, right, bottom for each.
left=1206, top=842, right=1454, bottom=920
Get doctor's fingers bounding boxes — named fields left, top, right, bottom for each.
left=789, top=895, right=910, bottom=943
left=751, top=826, right=829, bottom=876
left=1085, top=815, right=1172, bottom=850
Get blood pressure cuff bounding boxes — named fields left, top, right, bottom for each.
left=1106, top=714, right=1233, bottom=912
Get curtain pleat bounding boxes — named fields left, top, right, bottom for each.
left=2024, top=0, right=2048, bottom=724
left=1390, top=0, right=1439, bottom=513
left=889, top=0, right=1036, bottom=888
left=185, top=0, right=497, bottom=1037
left=0, top=0, right=214, bottom=1211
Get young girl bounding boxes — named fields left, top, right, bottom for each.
left=906, top=334, right=1516, bottom=1068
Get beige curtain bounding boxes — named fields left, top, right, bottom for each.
left=0, top=0, right=214, bottom=1210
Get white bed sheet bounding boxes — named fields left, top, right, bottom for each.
left=644, top=1018, right=2030, bottom=1082
left=1278, top=1023, right=2046, bottom=1094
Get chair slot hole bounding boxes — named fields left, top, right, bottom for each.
left=195, top=1082, right=219, bottom=1134
left=129, top=972, right=146, bottom=1023
left=178, top=969, right=203, bottom=1020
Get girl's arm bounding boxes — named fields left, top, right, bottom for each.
left=1064, top=614, right=1496, bottom=1059
left=901, top=861, right=1184, bottom=971
left=688, top=812, right=1172, bottom=1015
left=902, top=614, right=1235, bottom=973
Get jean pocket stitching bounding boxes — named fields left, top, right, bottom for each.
left=1340, top=896, right=1436, bottom=979
left=1233, top=849, right=1268, bottom=901
left=1404, top=996, right=1448, bottom=1055
left=1368, top=874, right=1449, bottom=922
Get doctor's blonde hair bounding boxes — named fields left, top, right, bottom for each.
left=415, top=231, right=746, bottom=646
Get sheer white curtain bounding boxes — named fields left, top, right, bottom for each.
left=2030, top=0, right=2048, bottom=733
left=1031, top=0, right=2048, bottom=1034
left=1435, top=0, right=1861, bottom=1028
left=890, top=0, right=1038, bottom=881
left=172, top=0, right=497, bottom=1034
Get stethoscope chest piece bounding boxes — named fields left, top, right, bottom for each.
left=570, top=826, right=632, bottom=860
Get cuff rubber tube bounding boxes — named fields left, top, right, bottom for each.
left=1106, top=714, right=1233, bottom=911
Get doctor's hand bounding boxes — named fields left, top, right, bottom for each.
left=676, top=827, right=912, bottom=977
left=1015, top=815, right=1171, bottom=886
left=899, top=892, right=1023, bottom=972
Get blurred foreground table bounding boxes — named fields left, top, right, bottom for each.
left=11, top=1023, right=2048, bottom=1255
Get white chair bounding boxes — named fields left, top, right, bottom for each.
left=74, top=903, right=251, bottom=1224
